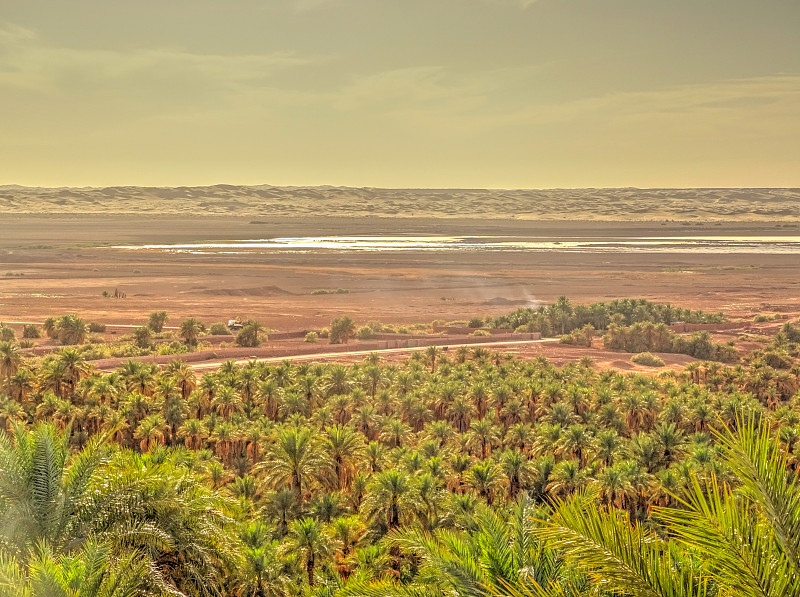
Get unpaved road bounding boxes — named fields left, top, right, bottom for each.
left=188, top=338, right=561, bottom=371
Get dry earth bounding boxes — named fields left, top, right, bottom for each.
left=1, top=185, right=799, bottom=371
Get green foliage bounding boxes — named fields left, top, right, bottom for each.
left=2, top=305, right=800, bottom=596
left=209, top=322, right=232, bottom=335
left=491, top=298, right=725, bottom=337
left=0, top=324, right=16, bottom=342
left=236, top=320, right=265, bottom=347
left=631, top=352, right=665, bottom=367
left=330, top=316, right=356, bottom=344
left=132, top=326, right=153, bottom=348
left=148, top=311, right=169, bottom=333
left=357, top=326, right=375, bottom=341
left=88, top=321, right=106, bottom=333
left=53, top=315, right=88, bottom=345
left=179, top=317, right=206, bottom=347
left=305, top=331, right=319, bottom=343
left=22, top=324, right=41, bottom=339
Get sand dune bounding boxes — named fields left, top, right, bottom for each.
left=1, top=185, right=799, bottom=221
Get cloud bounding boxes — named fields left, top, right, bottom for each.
left=0, top=21, right=320, bottom=98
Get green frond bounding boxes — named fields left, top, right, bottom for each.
left=715, top=416, right=800, bottom=568
left=537, top=495, right=707, bottom=597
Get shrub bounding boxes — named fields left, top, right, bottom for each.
left=467, top=317, right=484, bottom=329
left=471, top=329, right=490, bottom=337
left=753, top=314, right=771, bottom=323
left=149, top=311, right=169, bottom=333
left=631, top=352, right=665, bottom=367
left=356, top=326, right=375, bottom=340
left=22, top=324, right=41, bottom=339
left=304, top=331, right=319, bottom=343
left=209, top=322, right=232, bottom=335
left=19, top=339, right=34, bottom=349
left=88, top=321, right=106, bottom=333
left=0, top=324, right=16, bottom=342
left=132, top=326, right=153, bottom=348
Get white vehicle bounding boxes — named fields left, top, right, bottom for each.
left=228, top=319, right=244, bottom=331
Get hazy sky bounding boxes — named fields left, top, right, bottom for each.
left=2, top=1, right=799, bottom=188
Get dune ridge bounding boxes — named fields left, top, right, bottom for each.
left=1, top=185, right=799, bottom=221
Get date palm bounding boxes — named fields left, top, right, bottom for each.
left=179, top=317, right=206, bottom=347
left=257, top=426, right=327, bottom=500
left=283, top=517, right=331, bottom=587
left=323, top=424, right=366, bottom=491
left=0, top=341, right=21, bottom=394
left=540, top=417, right=800, bottom=596
left=0, top=539, right=148, bottom=597
left=363, top=470, right=419, bottom=531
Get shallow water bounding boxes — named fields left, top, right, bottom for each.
left=113, top=235, right=800, bottom=254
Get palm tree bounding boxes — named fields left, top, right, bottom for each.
left=0, top=539, right=149, bottom=597
left=236, top=527, right=291, bottom=597
left=0, top=423, right=104, bottom=557
left=261, top=488, right=300, bottom=540
left=323, top=424, right=366, bottom=491
left=237, top=320, right=265, bottom=347
left=257, top=426, right=327, bottom=500
left=55, top=314, right=88, bottom=345
left=465, top=460, right=504, bottom=505
left=329, top=316, right=356, bottom=345
left=540, top=417, right=800, bottom=596
left=179, top=317, right=206, bottom=347
left=363, top=470, right=418, bottom=531
left=148, top=310, right=169, bottom=332
left=547, top=460, right=589, bottom=499
left=500, top=449, right=533, bottom=500
left=283, top=517, right=331, bottom=586
left=348, top=495, right=580, bottom=597
left=0, top=341, right=22, bottom=394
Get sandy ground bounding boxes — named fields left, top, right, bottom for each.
left=2, top=214, right=799, bottom=330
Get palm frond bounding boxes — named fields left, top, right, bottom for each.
left=537, top=494, right=707, bottom=597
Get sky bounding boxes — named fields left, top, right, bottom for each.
left=1, top=1, right=799, bottom=188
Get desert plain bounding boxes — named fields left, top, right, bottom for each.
left=2, top=185, right=800, bottom=369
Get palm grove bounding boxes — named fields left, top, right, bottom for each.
left=1, top=301, right=800, bottom=596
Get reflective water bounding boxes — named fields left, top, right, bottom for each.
left=113, top=235, right=800, bottom=254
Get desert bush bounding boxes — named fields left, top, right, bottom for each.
left=22, top=324, right=41, bottom=339
left=19, top=339, right=35, bottom=349
left=87, top=333, right=105, bottom=345
left=467, top=316, right=484, bottom=329
left=88, top=321, right=106, bottom=333
left=133, top=326, right=153, bottom=348
left=560, top=324, right=595, bottom=347
left=0, top=324, right=15, bottom=342
left=631, top=352, right=665, bottom=366
left=754, top=314, right=771, bottom=323
left=356, top=326, right=375, bottom=340
left=149, top=311, right=169, bottom=333
left=471, top=329, right=490, bottom=337
left=305, top=332, right=319, bottom=343
left=209, top=322, right=232, bottom=335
